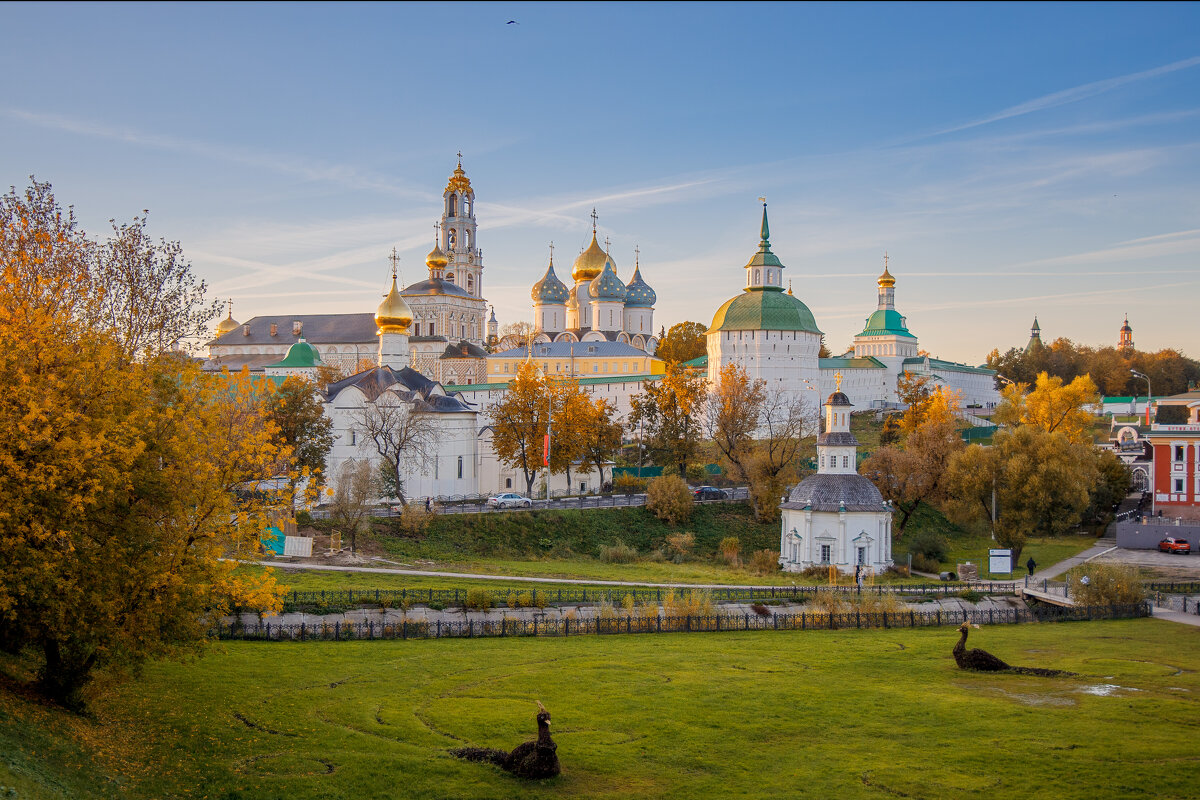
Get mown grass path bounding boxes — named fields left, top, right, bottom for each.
left=3, top=620, right=1197, bottom=799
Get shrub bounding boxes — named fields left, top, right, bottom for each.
left=397, top=503, right=435, bottom=537
left=598, top=539, right=640, bottom=564
left=718, top=536, right=741, bottom=567
left=749, top=549, right=781, bottom=576
left=685, top=463, right=708, bottom=483
left=810, top=589, right=849, bottom=615
left=621, top=593, right=637, bottom=614
left=801, top=564, right=831, bottom=579
left=665, top=531, right=696, bottom=561
left=295, top=510, right=314, bottom=527
left=911, top=553, right=942, bottom=573
left=613, top=473, right=648, bottom=495
left=856, top=591, right=903, bottom=614
left=957, top=589, right=984, bottom=604
left=907, top=530, right=948, bottom=562
left=505, top=590, right=521, bottom=609
left=750, top=602, right=770, bottom=617
left=885, top=563, right=911, bottom=578
left=643, top=548, right=667, bottom=563
left=1068, top=563, right=1146, bottom=606
left=464, top=587, right=492, bottom=611
left=662, top=589, right=714, bottom=619
left=427, top=600, right=446, bottom=611
left=532, top=590, right=548, bottom=610
left=517, top=590, right=535, bottom=608
left=646, top=475, right=693, bottom=525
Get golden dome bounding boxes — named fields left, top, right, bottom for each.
left=375, top=274, right=413, bottom=334
left=215, top=311, right=240, bottom=337
left=445, top=161, right=472, bottom=194
left=426, top=241, right=449, bottom=270
left=877, top=266, right=895, bottom=288
left=572, top=231, right=609, bottom=281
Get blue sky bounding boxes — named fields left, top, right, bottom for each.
left=3, top=2, right=1198, bottom=362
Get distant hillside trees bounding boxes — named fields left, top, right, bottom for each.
left=987, top=339, right=1199, bottom=397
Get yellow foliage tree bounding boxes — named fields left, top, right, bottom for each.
left=488, top=360, right=550, bottom=496
left=0, top=181, right=285, bottom=709
left=994, top=371, right=1099, bottom=443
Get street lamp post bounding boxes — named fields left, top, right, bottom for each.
left=1130, top=369, right=1151, bottom=423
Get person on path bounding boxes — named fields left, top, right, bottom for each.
left=1026, top=556, right=1037, bottom=576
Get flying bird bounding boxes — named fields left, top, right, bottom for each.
left=507, top=19, right=518, bottom=24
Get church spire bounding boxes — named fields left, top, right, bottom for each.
left=744, top=197, right=784, bottom=292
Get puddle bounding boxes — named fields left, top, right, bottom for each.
left=1077, top=684, right=1142, bottom=697
left=957, top=683, right=1075, bottom=707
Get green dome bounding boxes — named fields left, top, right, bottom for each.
left=271, top=337, right=324, bottom=368
left=858, top=309, right=916, bottom=339
left=708, top=288, right=822, bottom=334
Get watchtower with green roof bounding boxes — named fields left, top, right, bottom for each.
left=852, top=254, right=920, bottom=365
left=706, top=201, right=822, bottom=399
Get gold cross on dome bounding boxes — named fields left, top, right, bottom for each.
left=634, top=245, right=640, bottom=265
left=605, top=236, right=611, bottom=252
left=835, top=371, right=843, bottom=391
left=590, top=208, right=598, bottom=231
left=884, top=251, right=889, bottom=269
left=548, top=241, right=554, bottom=262
left=388, top=247, right=400, bottom=278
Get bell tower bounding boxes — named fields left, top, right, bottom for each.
left=441, top=154, right=483, bottom=300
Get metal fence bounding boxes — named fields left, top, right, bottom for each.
left=1146, top=581, right=1200, bottom=595
left=1150, top=593, right=1200, bottom=614
left=279, top=581, right=1020, bottom=611
left=216, top=602, right=1150, bottom=642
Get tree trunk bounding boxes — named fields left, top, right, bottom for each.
left=39, top=638, right=96, bottom=712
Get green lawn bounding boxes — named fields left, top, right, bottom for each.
left=3, top=620, right=1198, bottom=799
left=897, top=503, right=1097, bottom=577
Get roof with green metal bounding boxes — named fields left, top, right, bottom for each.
left=268, top=339, right=323, bottom=368
left=708, top=287, right=822, bottom=334
left=818, top=356, right=887, bottom=370
left=857, top=308, right=916, bottom=339
left=445, top=373, right=662, bottom=392
left=902, top=356, right=995, bottom=375
left=682, top=354, right=708, bottom=369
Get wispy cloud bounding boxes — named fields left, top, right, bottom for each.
left=3, top=107, right=431, bottom=200
left=931, top=55, right=1200, bottom=137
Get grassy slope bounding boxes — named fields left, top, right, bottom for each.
left=896, top=503, right=1097, bottom=576
left=3, top=620, right=1198, bottom=799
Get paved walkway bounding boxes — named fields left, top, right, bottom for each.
left=1029, top=543, right=1118, bottom=581
left=1151, top=607, right=1200, bottom=628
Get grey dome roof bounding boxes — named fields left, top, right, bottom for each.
left=624, top=264, right=656, bottom=308
left=826, top=391, right=852, bottom=407
left=782, top=473, right=888, bottom=513
left=531, top=259, right=569, bottom=304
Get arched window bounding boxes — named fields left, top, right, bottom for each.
left=448, top=194, right=457, bottom=217
left=448, top=229, right=457, bottom=250
left=467, top=274, right=474, bottom=294
left=445, top=272, right=455, bottom=284
left=505, top=477, right=513, bottom=489
left=754, top=269, right=761, bottom=284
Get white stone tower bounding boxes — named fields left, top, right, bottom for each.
left=441, top=154, right=483, bottom=300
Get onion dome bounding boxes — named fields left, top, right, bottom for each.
left=531, top=257, right=569, bottom=304
left=877, top=263, right=895, bottom=288
left=1120, top=314, right=1132, bottom=333
left=426, top=241, right=449, bottom=270
left=273, top=337, right=323, bottom=368
left=624, top=258, right=656, bottom=308
left=588, top=260, right=628, bottom=301
left=572, top=231, right=609, bottom=281
left=215, top=306, right=239, bottom=337
left=376, top=273, right=413, bottom=334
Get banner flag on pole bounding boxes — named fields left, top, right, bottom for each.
left=543, top=433, right=550, bottom=466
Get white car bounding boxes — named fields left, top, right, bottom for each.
left=487, top=493, right=533, bottom=509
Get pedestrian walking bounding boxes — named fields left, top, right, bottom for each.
left=855, top=564, right=863, bottom=593
left=425, top=497, right=432, bottom=512
left=1026, top=556, right=1036, bottom=576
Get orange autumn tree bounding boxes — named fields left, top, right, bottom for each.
left=0, top=180, right=285, bottom=710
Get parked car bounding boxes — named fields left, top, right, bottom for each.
left=487, top=493, right=533, bottom=509
left=1158, top=536, right=1191, bottom=554
left=693, top=486, right=728, bottom=501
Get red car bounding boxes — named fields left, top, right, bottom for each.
left=1158, top=537, right=1191, bottom=554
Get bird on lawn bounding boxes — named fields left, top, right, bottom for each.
left=451, top=701, right=560, bottom=779
left=953, top=622, right=1075, bottom=676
